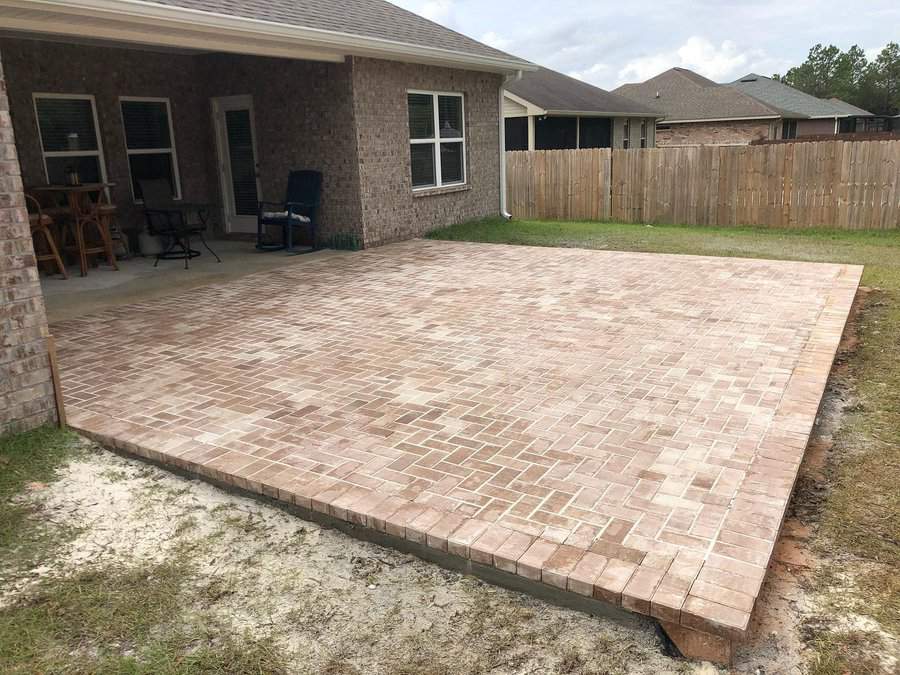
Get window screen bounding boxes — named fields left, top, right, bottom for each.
left=535, top=117, right=577, bottom=150
left=505, top=117, right=528, bottom=151
left=579, top=118, right=612, bottom=149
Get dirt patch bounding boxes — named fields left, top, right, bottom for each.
left=3, top=445, right=705, bottom=674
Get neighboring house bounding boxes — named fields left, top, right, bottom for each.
left=728, top=74, right=875, bottom=137
left=503, top=67, right=660, bottom=151
left=613, top=68, right=786, bottom=146
left=0, top=0, right=534, bottom=250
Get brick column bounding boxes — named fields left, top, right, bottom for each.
left=0, top=47, right=57, bottom=434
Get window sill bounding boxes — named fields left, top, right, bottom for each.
left=412, top=184, right=470, bottom=198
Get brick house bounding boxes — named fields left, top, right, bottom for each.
left=503, top=67, right=661, bottom=151
left=613, top=68, right=784, bottom=147
left=613, top=67, right=877, bottom=147
left=0, top=0, right=533, bottom=434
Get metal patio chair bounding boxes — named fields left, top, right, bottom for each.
left=257, top=170, right=321, bottom=254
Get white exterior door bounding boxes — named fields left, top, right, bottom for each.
left=212, top=95, right=261, bottom=233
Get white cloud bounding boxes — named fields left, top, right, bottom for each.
left=567, top=63, right=611, bottom=84
left=864, top=44, right=886, bottom=61
left=616, top=36, right=792, bottom=86
left=417, top=0, right=457, bottom=26
left=480, top=31, right=512, bottom=51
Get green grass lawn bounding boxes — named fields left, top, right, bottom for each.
left=430, top=217, right=900, bottom=673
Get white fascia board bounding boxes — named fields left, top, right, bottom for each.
left=662, top=115, right=780, bottom=124
left=545, top=110, right=661, bottom=118
left=0, top=0, right=536, bottom=73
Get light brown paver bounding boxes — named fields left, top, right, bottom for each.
left=54, top=240, right=861, bottom=643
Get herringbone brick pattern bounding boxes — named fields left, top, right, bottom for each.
left=55, top=240, right=861, bottom=641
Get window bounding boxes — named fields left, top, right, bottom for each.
left=623, top=118, right=630, bottom=149
left=33, top=94, right=106, bottom=185
left=781, top=119, right=797, bottom=139
left=120, top=97, right=181, bottom=201
left=640, top=120, right=647, bottom=148
left=408, top=91, right=465, bottom=189
left=535, top=117, right=578, bottom=149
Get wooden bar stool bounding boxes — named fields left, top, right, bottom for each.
left=68, top=186, right=119, bottom=277
left=26, top=194, right=67, bottom=279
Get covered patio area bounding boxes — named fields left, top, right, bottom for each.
left=2, top=32, right=361, bottom=261
left=52, top=239, right=861, bottom=662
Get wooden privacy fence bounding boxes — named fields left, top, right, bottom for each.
left=505, top=140, right=900, bottom=229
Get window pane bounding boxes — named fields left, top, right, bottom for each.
left=128, top=153, right=175, bottom=200
left=410, top=144, right=435, bottom=187
left=121, top=100, right=172, bottom=149
left=440, top=142, right=463, bottom=183
left=408, top=93, right=434, bottom=140
left=438, top=95, right=462, bottom=138
left=45, top=155, right=101, bottom=185
left=36, top=97, right=98, bottom=152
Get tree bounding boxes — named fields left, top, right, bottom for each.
left=774, top=42, right=899, bottom=116
left=861, top=43, right=900, bottom=116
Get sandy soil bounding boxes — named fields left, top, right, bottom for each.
left=5, top=391, right=895, bottom=675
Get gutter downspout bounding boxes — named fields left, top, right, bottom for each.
left=499, top=70, right=523, bottom=220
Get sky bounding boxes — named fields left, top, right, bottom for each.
left=388, top=0, right=899, bottom=89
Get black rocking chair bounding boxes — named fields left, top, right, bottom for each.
left=140, top=179, right=221, bottom=269
left=257, top=170, right=321, bottom=254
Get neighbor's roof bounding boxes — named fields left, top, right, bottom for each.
left=729, top=74, right=873, bottom=118
left=505, top=66, right=661, bottom=116
left=613, top=67, right=783, bottom=122
left=149, top=0, right=524, bottom=63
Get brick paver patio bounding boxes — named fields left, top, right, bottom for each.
left=55, top=240, right=860, bottom=652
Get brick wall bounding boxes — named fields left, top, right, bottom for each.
left=351, top=57, right=502, bottom=246
left=656, top=119, right=774, bottom=146
left=0, top=47, right=57, bottom=435
left=0, top=39, right=365, bottom=243
left=200, top=55, right=364, bottom=243
left=0, top=38, right=214, bottom=235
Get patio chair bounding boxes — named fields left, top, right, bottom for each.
left=257, top=170, right=321, bottom=253
left=26, top=193, right=68, bottom=279
left=139, top=178, right=220, bottom=269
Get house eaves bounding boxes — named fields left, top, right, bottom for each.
left=663, top=115, right=781, bottom=124
left=0, top=0, right=536, bottom=73
left=544, top=109, right=664, bottom=119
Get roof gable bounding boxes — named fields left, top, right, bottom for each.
left=613, top=67, right=783, bottom=122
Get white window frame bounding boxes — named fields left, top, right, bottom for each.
left=119, top=96, right=182, bottom=202
left=407, top=89, right=466, bottom=191
left=623, top=118, right=631, bottom=149
left=32, top=92, right=108, bottom=185
left=640, top=120, right=647, bottom=148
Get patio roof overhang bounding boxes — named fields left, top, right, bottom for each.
left=0, top=0, right=535, bottom=74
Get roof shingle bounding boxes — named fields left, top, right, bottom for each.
left=729, top=73, right=873, bottom=118
left=506, top=67, right=660, bottom=116
left=147, top=0, right=525, bottom=62
left=613, top=67, right=782, bottom=122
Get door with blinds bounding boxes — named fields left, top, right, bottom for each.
left=211, top=95, right=261, bottom=233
